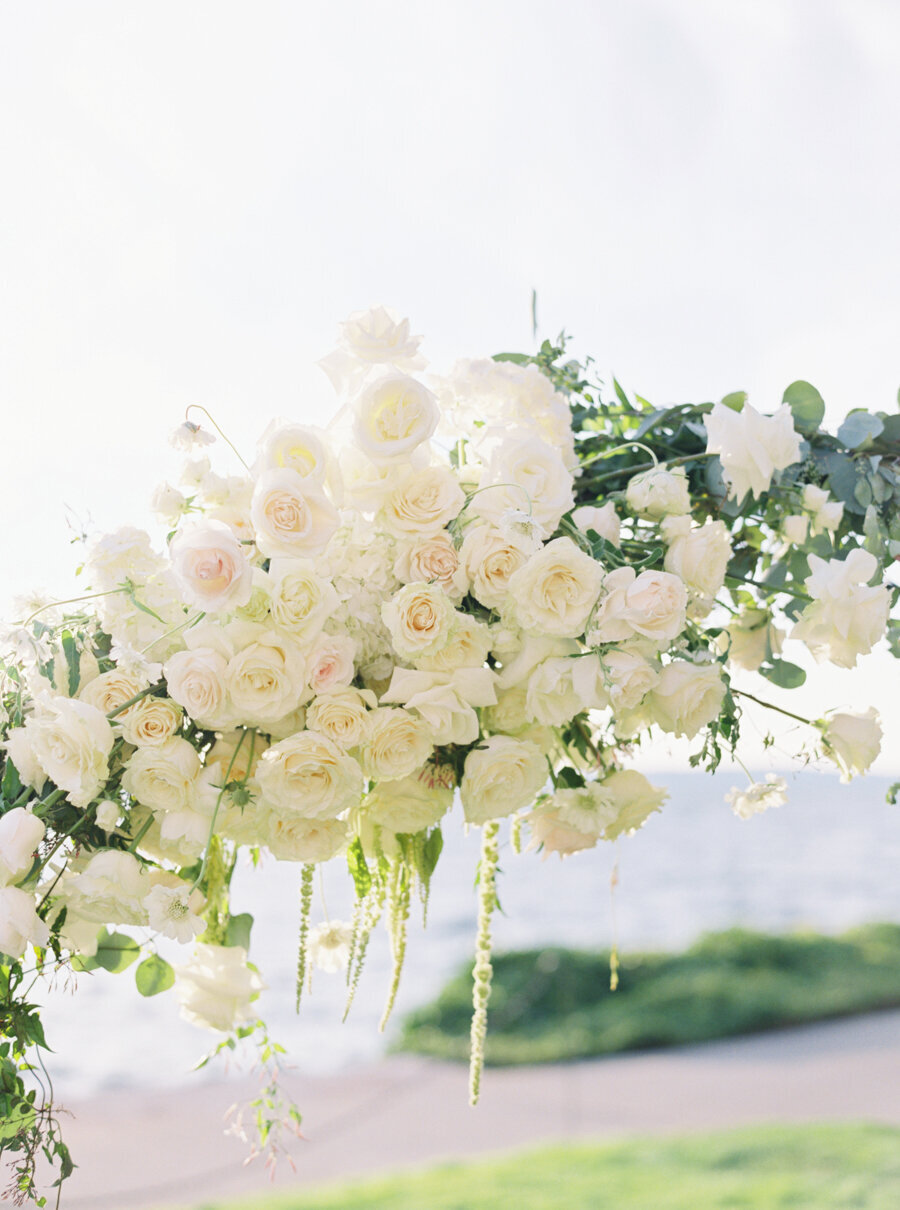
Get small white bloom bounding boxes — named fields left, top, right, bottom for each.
left=151, top=482, right=189, bottom=526
left=819, top=709, right=882, bottom=782
left=95, top=799, right=121, bottom=831
left=726, top=775, right=788, bottom=820
left=625, top=466, right=691, bottom=519
left=782, top=514, right=809, bottom=545
left=170, top=421, right=216, bottom=452
left=308, top=920, right=354, bottom=973
left=145, top=883, right=206, bottom=944
left=175, top=943, right=264, bottom=1033
left=572, top=502, right=621, bottom=547
left=0, top=886, right=50, bottom=957
left=802, top=484, right=844, bottom=535
left=0, top=809, right=45, bottom=888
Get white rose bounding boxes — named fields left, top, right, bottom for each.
left=64, top=850, right=149, bottom=925
left=791, top=549, right=890, bottom=668
left=726, top=775, right=788, bottom=819
left=380, top=465, right=465, bottom=537
left=820, top=709, right=882, bottom=782
left=662, top=517, right=732, bottom=617
left=176, top=943, right=264, bottom=1033
left=360, top=708, right=433, bottom=781
left=255, top=421, right=331, bottom=483
left=802, top=484, right=843, bottom=535
left=28, top=698, right=114, bottom=808
left=508, top=538, right=604, bottom=639
left=2, top=728, right=44, bottom=792
left=79, top=669, right=146, bottom=719
left=524, top=658, right=585, bottom=726
left=119, top=697, right=183, bottom=747
left=151, top=482, right=188, bottom=526
left=625, top=466, right=691, bottom=519
left=352, top=373, right=439, bottom=463
left=164, top=647, right=232, bottom=729
left=571, top=502, right=621, bottom=547
left=266, top=815, right=349, bottom=863
left=256, top=731, right=363, bottom=820
left=704, top=401, right=802, bottom=501
left=267, top=559, right=338, bottom=639
left=84, top=527, right=164, bottom=592
left=0, top=809, right=45, bottom=888
left=0, top=887, right=50, bottom=957
left=647, top=661, right=727, bottom=739
left=722, top=609, right=783, bottom=672
left=394, top=532, right=469, bottom=602
left=459, top=525, right=532, bottom=610
left=306, top=688, right=375, bottom=749
left=417, top=614, right=493, bottom=673
left=205, top=730, right=267, bottom=785
left=382, top=582, right=457, bottom=661
left=598, top=647, right=660, bottom=711
left=482, top=686, right=532, bottom=736
left=226, top=626, right=308, bottom=726
left=340, top=305, right=424, bottom=367
left=306, top=633, right=356, bottom=697
left=169, top=520, right=253, bottom=614
left=357, top=770, right=453, bottom=837
left=251, top=468, right=339, bottom=559
left=601, top=769, right=668, bottom=839
left=782, top=514, right=809, bottom=545
left=473, top=434, right=574, bottom=534
left=122, top=736, right=201, bottom=814
left=460, top=736, right=547, bottom=825
left=590, top=567, right=687, bottom=645
left=527, top=813, right=598, bottom=857
left=383, top=667, right=492, bottom=746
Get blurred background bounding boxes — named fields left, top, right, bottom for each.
left=2, top=3, right=900, bottom=1206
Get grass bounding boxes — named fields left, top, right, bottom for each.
left=397, top=923, right=900, bottom=1064
left=183, top=1123, right=900, bottom=1210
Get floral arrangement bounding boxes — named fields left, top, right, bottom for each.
left=1, top=306, right=898, bottom=1203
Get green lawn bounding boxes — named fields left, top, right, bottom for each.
left=398, top=924, right=900, bottom=1064
left=181, top=1124, right=900, bottom=1210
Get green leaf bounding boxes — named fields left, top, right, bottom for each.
left=1, top=759, right=23, bottom=804
left=347, top=837, right=372, bottom=900
left=420, top=828, right=444, bottom=883
left=854, top=477, right=874, bottom=509
left=60, top=630, right=80, bottom=697
left=782, top=381, right=825, bottom=433
left=760, top=659, right=807, bottom=689
left=838, top=411, right=884, bottom=449
left=135, top=954, right=175, bottom=997
left=225, top=913, right=253, bottom=951
left=90, top=929, right=140, bottom=973
left=491, top=352, right=530, bottom=365
left=612, top=377, right=631, bottom=408
left=720, top=391, right=747, bottom=412
left=557, top=766, right=586, bottom=789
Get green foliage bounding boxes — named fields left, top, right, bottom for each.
left=178, top=1124, right=900, bottom=1210
left=783, top=380, right=825, bottom=433
left=73, top=928, right=140, bottom=974
left=225, top=912, right=254, bottom=951
left=397, top=925, right=900, bottom=1066
left=135, top=954, right=175, bottom=997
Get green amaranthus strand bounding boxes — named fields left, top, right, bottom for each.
left=469, top=819, right=500, bottom=1106
left=199, top=835, right=230, bottom=945
left=295, top=863, right=315, bottom=1011
left=344, top=872, right=388, bottom=1022
left=379, top=855, right=411, bottom=1032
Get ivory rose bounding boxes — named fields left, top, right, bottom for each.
left=63, top=850, right=149, bottom=925
left=647, top=661, right=727, bottom=739
left=360, top=707, right=433, bottom=781
left=358, top=770, right=453, bottom=837
left=256, top=731, right=363, bottom=819
left=819, top=709, right=883, bottom=782
left=169, top=521, right=253, bottom=613
left=601, top=770, right=669, bottom=839
left=27, top=698, right=114, bottom=809
left=0, top=809, right=45, bottom=887
left=460, top=736, right=547, bottom=825
left=250, top=469, right=339, bottom=558
left=508, top=538, right=604, bottom=638
left=119, top=697, right=182, bottom=747
left=590, top=567, right=687, bottom=645
left=460, top=525, right=533, bottom=609
left=0, top=887, right=50, bottom=958
left=572, top=502, right=621, bottom=547
left=394, top=531, right=468, bottom=601
left=382, top=582, right=457, bottom=660
left=79, top=669, right=145, bottom=718
left=306, top=633, right=356, bottom=697
left=265, top=815, right=349, bottom=863
left=472, top=434, right=574, bottom=534
left=704, top=401, right=802, bottom=501
left=225, top=626, right=308, bottom=726
left=723, top=608, right=783, bottom=672
left=380, top=465, right=465, bottom=537
left=164, top=647, right=232, bottom=729
left=256, top=421, right=330, bottom=483
left=175, top=943, right=264, bottom=1033
left=267, top=559, right=337, bottom=639
left=662, top=517, right=732, bottom=617
left=791, top=549, right=890, bottom=668
left=122, top=736, right=201, bottom=814
left=305, top=687, right=375, bottom=749
left=352, top=373, right=439, bottom=462
left=625, top=466, right=690, bottom=519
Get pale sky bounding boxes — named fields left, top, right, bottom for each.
left=2, top=0, right=899, bottom=772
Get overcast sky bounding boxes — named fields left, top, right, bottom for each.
left=2, top=0, right=899, bottom=771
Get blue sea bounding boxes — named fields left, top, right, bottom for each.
left=39, top=771, right=900, bottom=1097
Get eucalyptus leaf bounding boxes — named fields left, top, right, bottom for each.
left=135, top=954, right=175, bottom=997
left=225, top=913, right=254, bottom=951
left=760, top=659, right=807, bottom=689
left=782, top=380, right=825, bottom=433
left=491, top=352, right=530, bottom=365
left=720, top=391, right=747, bottom=412
left=837, top=411, right=884, bottom=449
left=91, top=929, right=140, bottom=974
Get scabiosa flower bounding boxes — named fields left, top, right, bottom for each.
left=145, top=883, right=206, bottom=944
left=308, top=920, right=353, bottom=973
left=726, top=775, right=788, bottom=820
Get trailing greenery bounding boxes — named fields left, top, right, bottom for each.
left=396, top=924, right=900, bottom=1065
left=172, top=1124, right=900, bottom=1210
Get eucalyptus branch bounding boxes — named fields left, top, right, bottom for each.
left=585, top=450, right=715, bottom=488
left=732, top=688, right=815, bottom=728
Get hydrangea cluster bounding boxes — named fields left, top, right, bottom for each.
left=1, top=306, right=898, bottom=1200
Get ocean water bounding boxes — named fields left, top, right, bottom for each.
left=39, top=771, right=900, bottom=1097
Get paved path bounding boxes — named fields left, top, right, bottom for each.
left=48, top=1010, right=900, bottom=1209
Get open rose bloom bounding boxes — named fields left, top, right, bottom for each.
left=2, top=304, right=899, bottom=1196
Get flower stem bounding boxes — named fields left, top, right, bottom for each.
left=732, top=688, right=814, bottom=727
left=469, top=820, right=500, bottom=1106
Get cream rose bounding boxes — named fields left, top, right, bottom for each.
left=722, top=609, right=783, bottom=672
left=250, top=468, right=339, bottom=559
left=79, top=669, right=146, bottom=718
left=662, top=517, right=732, bottom=617
left=256, top=731, right=363, bottom=819
left=256, top=421, right=330, bottom=483
left=122, top=736, right=201, bottom=814
left=417, top=614, right=492, bottom=672
left=394, top=532, right=469, bottom=601
left=306, top=633, right=356, bottom=697
left=590, top=567, right=687, bottom=645
left=360, top=708, right=433, bottom=781
left=460, top=736, right=547, bottom=825
left=357, top=770, right=453, bottom=838
left=601, top=769, right=669, bottom=839
left=63, top=850, right=149, bottom=925
left=459, top=525, right=532, bottom=610
left=119, top=697, right=183, bottom=747
left=352, top=373, right=439, bottom=462
left=267, top=559, right=337, bottom=639
left=176, top=943, right=264, bottom=1033
left=508, top=538, right=604, bottom=639
left=473, top=434, right=574, bottom=534
left=380, top=465, right=465, bottom=537
left=225, top=626, right=308, bottom=726
left=704, top=401, right=802, bottom=501
left=599, top=647, right=660, bottom=711
left=791, top=549, right=890, bottom=668
left=266, top=815, right=349, bottom=863
left=306, top=688, right=375, bottom=749
left=0, top=887, right=50, bottom=957
left=382, top=582, right=457, bottom=661
left=169, top=520, right=253, bottom=613
left=0, top=809, right=45, bottom=888
left=27, top=698, right=114, bottom=809
left=647, top=661, right=727, bottom=739
left=820, top=709, right=883, bottom=782
left=625, top=466, right=691, bottom=519
left=164, top=647, right=232, bottom=729
left=572, top=502, right=621, bottom=547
